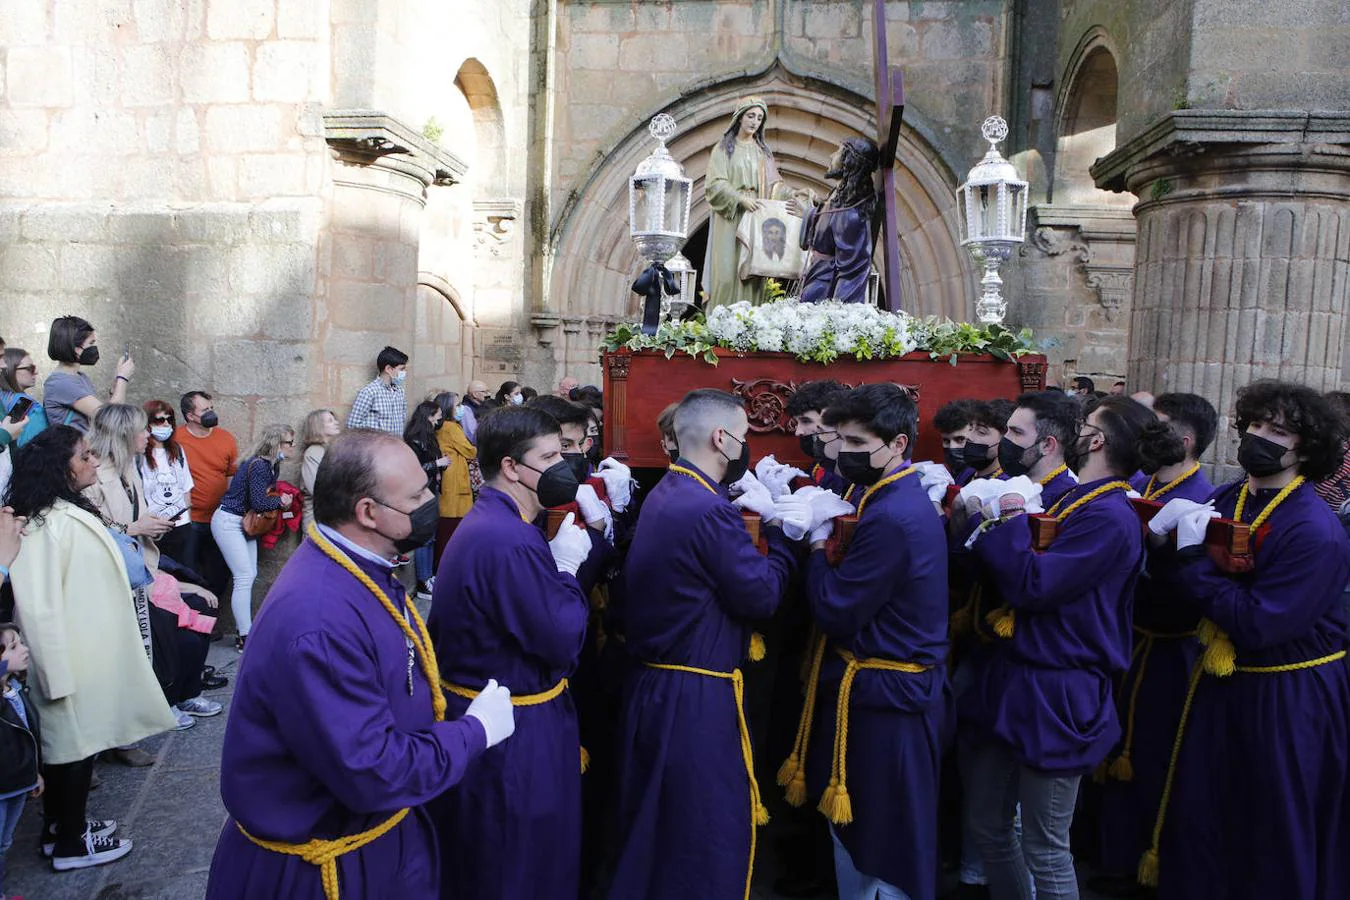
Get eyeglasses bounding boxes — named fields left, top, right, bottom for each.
left=280, top=440, right=295, bottom=446
left=14, top=365, right=36, bottom=374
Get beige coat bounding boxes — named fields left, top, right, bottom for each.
left=85, top=462, right=161, bottom=571
left=9, top=500, right=178, bottom=764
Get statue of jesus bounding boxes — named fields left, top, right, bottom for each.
left=791, top=137, right=880, bottom=304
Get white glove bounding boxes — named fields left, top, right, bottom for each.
left=808, top=517, right=835, bottom=544
left=731, top=472, right=777, bottom=520
left=595, top=458, right=633, bottom=512
left=1176, top=503, right=1219, bottom=549
left=548, top=512, right=592, bottom=576
left=755, top=454, right=807, bottom=501
left=1125, top=488, right=1142, bottom=499
left=913, top=460, right=955, bottom=503
left=773, top=494, right=815, bottom=541
left=1148, top=497, right=1211, bottom=536
left=465, top=679, right=516, bottom=748
left=801, top=487, right=856, bottom=529
left=574, top=484, right=615, bottom=541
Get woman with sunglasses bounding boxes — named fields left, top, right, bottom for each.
left=138, top=400, right=196, bottom=570
left=0, top=346, right=48, bottom=447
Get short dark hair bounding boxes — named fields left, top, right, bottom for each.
left=313, top=429, right=405, bottom=527
left=1014, top=391, right=1082, bottom=451
left=1072, top=376, right=1096, bottom=393
left=46, top=316, right=95, bottom=364
left=376, top=346, right=409, bottom=374
left=520, top=386, right=538, bottom=402
left=477, top=407, right=561, bottom=480
left=1085, top=395, right=1172, bottom=477
left=571, top=385, right=603, bottom=410
left=1153, top=392, right=1220, bottom=458
left=527, top=395, right=590, bottom=432
left=657, top=402, right=679, bottom=439
left=933, top=399, right=976, bottom=435
left=1234, top=380, right=1348, bottom=481
left=786, top=380, right=847, bottom=418
left=968, top=399, right=1012, bottom=433
left=180, top=390, right=212, bottom=419
left=824, top=383, right=918, bottom=448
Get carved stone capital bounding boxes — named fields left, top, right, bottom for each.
left=323, top=110, right=469, bottom=192
left=1084, top=265, right=1134, bottom=323
left=473, top=198, right=523, bottom=258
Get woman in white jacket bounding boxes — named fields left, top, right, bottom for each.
left=3, top=425, right=177, bottom=871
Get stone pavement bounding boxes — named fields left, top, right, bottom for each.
left=4, top=638, right=1109, bottom=900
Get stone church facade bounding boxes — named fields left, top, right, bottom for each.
left=1, top=0, right=1347, bottom=469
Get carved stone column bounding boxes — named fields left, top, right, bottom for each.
left=1094, top=110, right=1350, bottom=467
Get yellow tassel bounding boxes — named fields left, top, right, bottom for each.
left=820, top=784, right=854, bottom=826
left=986, top=606, right=1015, bottom=639
left=1196, top=618, right=1217, bottom=646
left=580, top=746, right=590, bottom=774
left=749, top=632, right=766, bottom=662
left=754, top=802, right=771, bottom=826
left=818, top=779, right=838, bottom=816
left=1108, top=753, right=1135, bottom=782
left=949, top=606, right=973, bottom=638
left=1091, top=760, right=1109, bottom=785
left=784, top=770, right=807, bottom=808
left=1138, top=848, right=1160, bottom=887
left=1202, top=633, right=1236, bottom=677
left=776, top=754, right=800, bottom=788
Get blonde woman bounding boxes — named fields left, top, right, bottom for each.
left=298, top=409, right=340, bottom=526
left=210, top=424, right=294, bottom=652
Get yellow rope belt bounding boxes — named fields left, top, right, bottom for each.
left=238, top=525, right=447, bottom=900
left=441, top=677, right=589, bottom=773
left=1104, top=626, right=1198, bottom=783
left=644, top=661, right=766, bottom=900
left=776, top=642, right=929, bottom=826
left=1138, top=648, right=1346, bottom=888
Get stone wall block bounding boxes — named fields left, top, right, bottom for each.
left=0, top=4, right=50, bottom=45
left=238, top=153, right=309, bottom=197
left=1, top=244, right=57, bottom=291
left=228, top=242, right=316, bottom=295
left=181, top=43, right=251, bottom=104
left=175, top=206, right=250, bottom=244
left=276, top=0, right=320, bottom=38
left=254, top=41, right=318, bottom=103
left=331, top=240, right=372, bottom=279
left=48, top=108, right=139, bottom=155
left=0, top=110, right=51, bottom=158
left=7, top=47, right=74, bottom=107
left=57, top=242, right=116, bottom=292
left=121, top=44, right=176, bottom=107
left=213, top=340, right=311, bottom=396
left=133, top=0, right=186, bottom=41
left=260, top=294, right=318, bottom=340
left=204, top=105, right=284, bottom=154
left=54, top=0, right=133, bottom=42
left=22, top=207, right=108, bottom=242
left=190, top=291, right=263, bottom=337
left=206, top=0, right=276, bottom=40
left=328, top=280, right=407, bottom=330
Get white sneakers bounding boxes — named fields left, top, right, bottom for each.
left=178, top=696, right=223, bottom=717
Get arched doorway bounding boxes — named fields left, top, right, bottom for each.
left=547, top=68, right=973, bottom=343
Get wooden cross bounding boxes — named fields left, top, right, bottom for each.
left=872, top=0, right=906, bottom=311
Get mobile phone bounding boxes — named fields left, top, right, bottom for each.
left=4, top=396, right=33, bottom=423
left=163, top=507, right=187, bottom=521
left=123, top=344, right=130, bottom=361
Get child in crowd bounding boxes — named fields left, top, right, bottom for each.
left=0, top=623, right=43, bottom=899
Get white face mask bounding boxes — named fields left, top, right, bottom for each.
left=510, top=394, right=523, bottom=406
left=150, top=426, right=173, bottom=442
left=394, top=371, right=407, bottom=386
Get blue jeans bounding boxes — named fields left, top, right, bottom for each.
left=414, top=539, right=435, bottom=583
left=0, top=792, right=28, bottom=896
left=829, top=825, right=910, bottom=900
left=966, top=739, right=1081, bottom=900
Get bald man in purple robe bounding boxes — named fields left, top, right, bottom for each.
left=206, top=430, right=515, bottom=900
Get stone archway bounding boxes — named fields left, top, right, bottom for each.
left=547, top=68, right=973, bottom=357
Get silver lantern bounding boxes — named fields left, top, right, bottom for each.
left=629, top=114, right=692, bottom=264
left=956, top=116, right=1028, bottom=324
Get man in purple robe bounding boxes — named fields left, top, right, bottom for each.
left=1091, top=393, right=1217, bottom=898
left=795, top=138, right=879, bottom=304
left=1148, top=381, right=1350, bottom=900
left=792, top=384, right=949, bottom=900
left=608, top=388, right=798, bottom=900
left=206, top=430, right=515, bottom=900
left=428, top=406, right=592, bottom=900
left=961, top=396, right=1157, bottom=900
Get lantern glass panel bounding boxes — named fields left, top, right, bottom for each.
left=662, top=180, right=687, bottom=233
left=977, top=185, right=993, bottom=240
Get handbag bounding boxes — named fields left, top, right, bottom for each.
left=240, top=459, right=281, bottom=538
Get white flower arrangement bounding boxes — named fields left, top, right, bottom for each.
left=602, top=298, right=1035, bottom=366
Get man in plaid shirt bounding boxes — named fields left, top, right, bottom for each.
left=347, top=346, right=409, bottom=435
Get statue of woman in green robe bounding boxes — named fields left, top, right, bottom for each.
left=702, top=97, right=795, bottom=312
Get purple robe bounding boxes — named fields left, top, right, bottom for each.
left=802, top=470, right=950, bottom=898
left=1157, top=480, right=1350, bottom=900
left=1099, top=468, right=1213, bottom=876
left=428, top=486, right=589, bottom=900
left=799, top=202, right=872, bottom=304
left=206, top=538, right=487, bottom=900
left=607, top=460, right=797, bottom=900
left=961, top=477, right=1142, bottom=772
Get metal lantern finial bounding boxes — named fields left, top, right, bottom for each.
left=957, top=115, right=1028, bottom=324
left=630, top=115, right=694, bottom=334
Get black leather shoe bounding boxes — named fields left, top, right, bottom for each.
left=201, top=667, right=229, bottom=690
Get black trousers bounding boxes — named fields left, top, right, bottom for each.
left=42, top=756, right=94, bottom=854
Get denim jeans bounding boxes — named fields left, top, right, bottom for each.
left=414, top=539, right=435, bottom=583
left=829, top=825, right=910, bottom=900
left=966, top=739, right=1081, bottom=900
left=0, top=792, right=26, bottom=896
left=210, top=508, right=257, bottom=637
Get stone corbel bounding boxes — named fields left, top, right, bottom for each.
left=531, top=311, right=562, bottom=347
left=473, top=199, right=523, bottom=258
left=323, top=109, right=469, bottom=190
left=1028, top=204, right=1138, bottom=322
left=1084, top=265, right=1134, bottom=323
left=561, top=315, right=585, bottom=336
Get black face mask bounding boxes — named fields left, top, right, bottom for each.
left=799, top=434, right=820, bottom=460
left=78, top=345, right=100, bottom=366
left=1237, top=432, right=1293, bottom=477
left=962, top=439, right=997, bottom=470
left=522, top=459, right=581, bottom=508
left=561, top=452, right=591, bottom=484
left=666, top=447, right=680, bottom=464
left=1065, top=433, right=1097, bottom=475
left=434, top=418, right=445, bottom=431
left=837, top=446, right=887, bottom=486
left=943, top=447, right=964, bottom=473
left=376, top=495, right=440, bottom=554
left=586, top=441, right=603, bottom=467
left=720, top=432, right=751, bottom=485
left=998, top=436, right=1041, bottom=478
left=199, top=411, right=219, bottom=429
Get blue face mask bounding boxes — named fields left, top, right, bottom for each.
left=453, top=406, right=465, bottom=422
left=510, top=394, right=523, bottom=406
left=394, top=371, right=407, bottom=386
